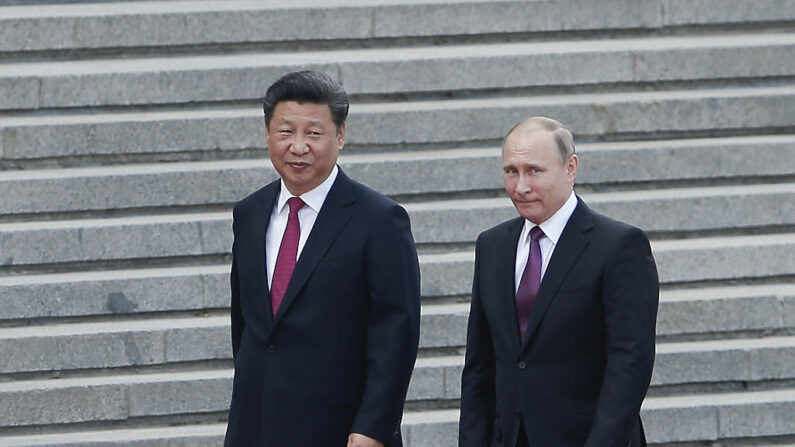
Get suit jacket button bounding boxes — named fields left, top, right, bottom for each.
left=517, top=361, right=526, bottom=370
left=268, top=344, right=277, bottom=353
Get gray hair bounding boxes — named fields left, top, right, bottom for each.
left=502, top=116, right=576, bottom=162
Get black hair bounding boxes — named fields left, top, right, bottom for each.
left=263, top=71, right=349, bottom=130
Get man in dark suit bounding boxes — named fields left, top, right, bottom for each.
left=224, top=71, right=421, bottom=447
left=459, top=117, right=659, bottom=447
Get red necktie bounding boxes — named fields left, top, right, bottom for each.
left=270, top=197, right=305, bottom=315
left=516, top=226, right=544, bottom=341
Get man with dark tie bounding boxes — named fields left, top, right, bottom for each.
left=224, top=71, right=421, bottom=447
left=459, top=117, right=659, bottom=447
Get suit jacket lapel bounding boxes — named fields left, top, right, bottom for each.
left=498, top=217, right=526, bottom=349
left=272, top=169, right=355, bottom=327
left=239, top=182, right=279, bottom=332
left=520, top=197, right=594, bottom=350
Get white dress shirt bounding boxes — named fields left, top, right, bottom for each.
left=265, top=165, right=339, bottom=290
left=514, top=191, right=578, bottom=292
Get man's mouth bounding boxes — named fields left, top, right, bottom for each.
left=287, top=161, right=310, bottom=169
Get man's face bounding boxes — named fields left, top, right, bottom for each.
left=503, top=128, right=578, bottom=224
left=266, top=101, right=345, bottom=196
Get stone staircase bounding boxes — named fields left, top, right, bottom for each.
left=1, top=1, right=794, bottom=446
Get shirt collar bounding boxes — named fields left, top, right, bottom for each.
left=277, top=165, right=339, bottom=214
left=523, top=191, right=578, bottom=245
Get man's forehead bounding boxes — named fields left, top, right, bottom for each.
left=508, top=126, right=555, bottom=145
left=505, top=131, right=556, bottom=155
left=270, top=102, right=333, bottom=125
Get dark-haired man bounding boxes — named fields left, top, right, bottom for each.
left=459, top=117, right=658, bottom=446
left=224, top=71, right=421, bottom=447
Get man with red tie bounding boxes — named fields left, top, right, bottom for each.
left=459, top=117, right=659, bottom=446
left=224, top=71, right=421, bottom=447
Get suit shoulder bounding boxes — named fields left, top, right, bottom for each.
left=474, top=217, right=523, bottom=250
left=349, top=177, right=403, bottom=212
left=589, top=207, right=643, bottom=234
left=479, top=217, right=523, bottom=239
left=581, top=202, right=650, bottom=245
left=233, top=181, right=277, bottom=217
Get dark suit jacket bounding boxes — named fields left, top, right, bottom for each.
left=224, top=169, right=421, bottom=446
left=460, top=197, right=658, bottom=447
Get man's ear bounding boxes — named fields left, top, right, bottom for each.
left=567, top=154, right=579, bottom=182
left=337, top=122, right=346, bottom=149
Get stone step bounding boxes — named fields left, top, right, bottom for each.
left=3, top=182, right=792, bottom=267
left=3, top=32, right=793, bottom=110
left=0, top=315, right=230, bottom=374
left=3, top=281, right=794, bottom=375
left=0, top=265, right=231, bottom=321
left=0, top=423, right=226, bottom=447
left=657, top=284, right=795, bottom=337
left=410, top=183, right=795, bottom=243
left=3, top=247, right=792, bottom=329
left=1, top=217, right=791, bottom=286
left=3, top=134, right=794, bottom=215
left=0, top=370, right=232, bottom=428
left=642, top=389, right=795, bottom=443
left=1, top=336, right=792, bottom=428
left=2, top=86, right=793, bottom=161
left=401, top=388, right=795, bottom=446
left=411, top=335, right=795, bottom=402
left=420, top=233, right=795, bottom=297
left=2, top=0, right=791, bottom=54
left=419, top=283, right=795, bottom=350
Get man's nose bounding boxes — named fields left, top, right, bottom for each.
left=516, top=175, right=532, bottom=194
left=289, top=136, right=309, bottom=154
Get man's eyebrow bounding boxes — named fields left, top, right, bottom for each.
left=504, top=162, right=542, bottom=169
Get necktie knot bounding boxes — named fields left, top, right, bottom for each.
left=530, top=226, right=544, bottom=242
left=287, top=197, right=305, bottom=214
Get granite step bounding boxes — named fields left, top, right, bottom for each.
left=1, top=227, right=792, bottom=291
left=2, top=32, right=793, bottom=110
left=3, top=281, right=794, bottom=375
left=2, top=86, right=794, bottom=161
left=3, top=257, right=793, bottom=331
left=0, top=316, right=231, bottom=374
left=2, top=182, right=792, bottom=268
left=0, top=423, right=226, bottom=447
left=419, top=233, right=795, bottom=297
left=2, top=0, right=792, bottom=54
left=411, top=335, right=795, bottom=402
left=0, top=336, right=792, bottom=427
left=2, top=134, right=794, bottom=215
left=401, top=389, right=795, bottom=446
left=419, top=283, right=795, bottom=350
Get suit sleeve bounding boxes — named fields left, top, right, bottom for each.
left=230, top=211, right=244, bottom=361
left=586, top=227, right=659, bottom=447
left=459, top=234, right=496, bottom=446
left=350, top=204, right=421, bottom=445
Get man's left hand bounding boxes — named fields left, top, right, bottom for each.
left=348, top=433, right=384, bottom=447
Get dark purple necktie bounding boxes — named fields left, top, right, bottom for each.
left=516, top=226, right=544, bottom=341
left=271, top=197, right=305, bottom=315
